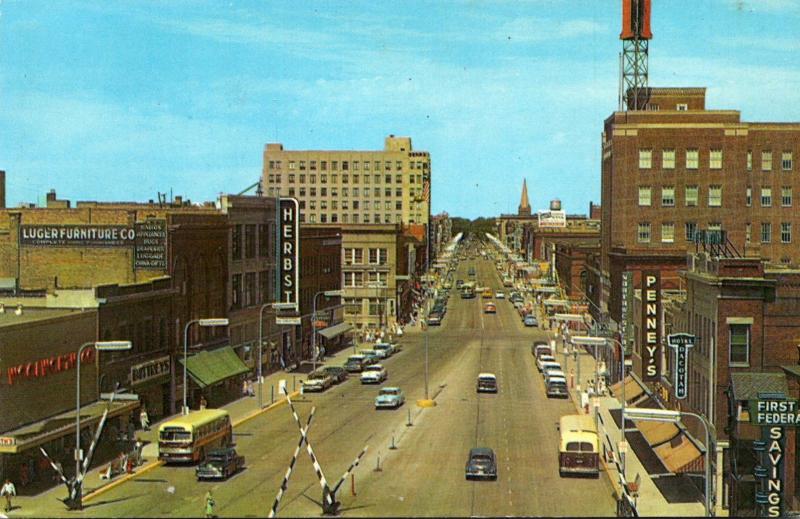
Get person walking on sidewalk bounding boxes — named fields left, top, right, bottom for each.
left=1, top=479, right=17, bottom=512
left=140, top=407, right=150, bottom=431
left=204, top=489, right=216, bottom=518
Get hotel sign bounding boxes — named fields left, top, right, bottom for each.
left=667, top=333, right=695, bottom=400
left=279, top=198, right=299, bottom=310
left=641, top=271, right=661, bottom=381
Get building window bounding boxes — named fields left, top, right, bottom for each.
left=232, top=274, right=242, bottom=309
left=637, top=223, right=651, bottom=243
left=288, top=161, right=296, bottom=170
left=781, top=187, right=792, bottom=207
left=686, top=149, right=699, bottom=170
left=661, top=186, right=675, bottom=207
left=288, top=174, right=295, bottom=183
left=259, top=270, right=271, bottom=304
left=259, top=224, right=271, bottom=257
left=729, top=324, right=750, bottom=365
left=368, top=248, right=388, bottom=265
left=745, top=223, right=751, bottom=244
left=708, top=185, right=722, bottom=207
left=232, top=224, right=242, bottom=260
left=762, top=151, right=773, bottom=171
left=661, top=223, right=675, bottom=243
left=685, top=222, right=697, bottom=241
left=639, top=149, right=652, bottom=169
left=321, top=161, right=327, bottom=171
left=396, top=201, right=403, bottom=210
left=288, top=188, right=295, bottom=197
left=638, top=186, right=652, bottom=206
left=746, top=187, right=752, bottom=206
left=662, top=149, right=675, bottom=169
left=245, top=224, right=256, bottom=259
left=342, top=161, right=349, bottom=170
left=310, top=175, right=317, bottom=184
left=244, top=272, right=256, bottom=307
left=761, top=187, right=772, bottom=207
left=310, top=187, right=317, bottom=197
left=747, top=151, right=752, bottom=171
left=782, top=152, right=793, bottom=171
left=343, top=271, right=363, bottom=287
left=761, top=222, right=772, bottom=243
left=709, top=149, right=723, bottom=169
left=320, top=214, right=327, bottom=223
left=782, top=222, right=792, bottom=243
left=685, top=185, right=699, bottom=206
left=353, top=161, right=359, bottom=170
left=332, top=161, right=338, bottom=171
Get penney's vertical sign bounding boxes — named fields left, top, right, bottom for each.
left=279, top=198, right=299, bottom=310
left=641, top=270, right=661, bottom=381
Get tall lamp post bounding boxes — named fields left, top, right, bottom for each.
left=75, top=340, right=132, bottom=510
left=312, top=290, right=343, bottom=374
left=183, top=318, right=229, bottom=415
left=623, top=407, right=714, bottom=517
left=257, top=304, right=272, bottom=409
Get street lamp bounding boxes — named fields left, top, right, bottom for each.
left=183, top=318, right=229, bottom=415
left=75, top=340, right=131, bottom=510
left=622, top=407, right=714, bottom=517
left=312, top=290, right=343, bottom=374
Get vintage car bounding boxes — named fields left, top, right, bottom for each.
left=375, top=387, right=405, bottom=409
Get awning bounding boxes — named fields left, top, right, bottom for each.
left=0, top=399, right=140, bottom=454
left=610, top=375, right=645, bottom=403
left=637, top=420, right=680, bottom=446
left=730, top=372, right=788, bottom=401
left=654, top=434, right=703, bottom=473
left=179, top=346, right=249, bottom=389
left=318, top=322, right=353, bottom=340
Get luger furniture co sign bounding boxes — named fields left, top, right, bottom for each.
left=279, top=198, right=299, bottom=310
left=641, top=270, right=661, bottom=381
left=20, top=221, right=167, bottom=270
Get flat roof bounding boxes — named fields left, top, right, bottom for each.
left=0, top=307, right=90, bottom=328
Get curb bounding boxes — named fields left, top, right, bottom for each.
left=82, top=390, right=300, bottom=503
left=416, top=399, right=436, bottom=408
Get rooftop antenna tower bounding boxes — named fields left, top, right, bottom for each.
left=620, top=0, right=652, bottom=110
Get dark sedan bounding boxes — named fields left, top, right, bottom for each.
left=196, top=447, right=245, bottom=480
left=322, top=366, right=348, bottom=384
left=465, top=447, right=497, bottom=480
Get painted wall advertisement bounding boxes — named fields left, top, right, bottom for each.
left=134, top=219, right=168, bottom=270
left=641, top=270, right=661, bottom=382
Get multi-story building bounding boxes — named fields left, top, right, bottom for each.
left=262, top=135, right=431, bottom=227
left=600, top=87, right=800, bottom=325
left=431, top=212, right=452, bottom=261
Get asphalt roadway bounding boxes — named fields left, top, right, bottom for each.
left=32, top=257, right=616, bottom=517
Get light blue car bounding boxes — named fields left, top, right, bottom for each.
left=375, top=387, right=405, bottom=409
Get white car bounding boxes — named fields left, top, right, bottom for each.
left=542, top=363, right=563, bottom=379
left=495, top=291, right=505, bottom=299
left=536, top=354, right=556, bottom=372
left=360, top=364, right=388, bottom=384
left=544, top=369, right=566, bottom=385
left=373, top=343, right=395, bottom=359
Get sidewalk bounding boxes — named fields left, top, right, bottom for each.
left=549, top=328, right=707, bottom=517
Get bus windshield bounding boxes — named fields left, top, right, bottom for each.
left=160, top=428, right=191, bottom=442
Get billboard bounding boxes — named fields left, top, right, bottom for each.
left=537, top=210, right=566, bottom=228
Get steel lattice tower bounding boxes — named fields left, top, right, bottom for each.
left=619, top=0, right=652, bottom=111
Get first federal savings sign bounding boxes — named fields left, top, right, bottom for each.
left=750, top=399, right=800, bottom=426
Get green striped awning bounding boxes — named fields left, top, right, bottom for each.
left=178, top=346, right=249, bottom=388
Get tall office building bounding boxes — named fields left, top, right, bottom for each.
left=262, top=135, right=431, bottom=227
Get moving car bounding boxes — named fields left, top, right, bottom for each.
left=476, top=373, right=498, bottom=393
left=536, top=354, right=556, bottom=372
left=465, top=448, right=497, bottom=480
left=495, top=291, right=505, bottom=299
left=482, top=288, right=493, bottom=299
left=523, top=315, right=538, bottom=327
left=373, top=343, right=395, bottom=359
left=196, top=447, right=245, bottom=480
left=344, top=354, right=367, bottom=373
left=375, top=387, right=405, bottom=409
left=360, top=364, right=388, bottom=384
left=426, top=312, right=443, bottom=326
left=483, top=302, right=497, bottom=314
left=322, top=366, right=348, bottom=384
left=302, top=370, right=334, bottom=392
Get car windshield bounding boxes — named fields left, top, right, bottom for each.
left=207, top=451, right=229, bottom=460
left=471, top=455, right=493, bottom=464
left=309, top=373, right=327, bottom=379
left=365, top=365, right=382, bottom=372
left=380, top=389, right=399, bottom=396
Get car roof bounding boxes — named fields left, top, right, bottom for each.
left=469, top=447, right=495, bottom=456
left=365, top=363, right=384, bottom=369
left=380, top=387, right=401, bottom=392
left=477, top=372, right=496, bottom=378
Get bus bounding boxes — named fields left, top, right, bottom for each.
left=558, top=414, right=599, bottom=477
left=158, top=409, right=232, bottom=463
left=460, top=282, right=476, bottom=299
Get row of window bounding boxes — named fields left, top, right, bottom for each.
left=301, top=213, right=410, bottom=224
left=639, top=149, right=794, bottom=171
left=343, top=297, right=393, bottom=316
left=637, top=222, right=793, bottom=244
left=231, top=270, right=274, bottom=309
left=269, top=159, right=429, bottom=172
left=343, top=248, right=388, bottom=265
left=306, top=200, right=404, bottom=211
left=285, top=187, right=407, bottom=198
left=343, top=271, right=389, bottom=287
left=638, top=185, right=797, bottom=208
left=267, top=173, right=424, bottom=185
left=231, top=224, right=273, bottom=261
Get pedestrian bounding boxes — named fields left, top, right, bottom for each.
left=134, top=439, right=144, bottom=466
left=204, top=489, right=216, bottom=518
left=199, top=395, right=208, bottom=410
left=1, top=479, right=16, bottom=512
left=140, top=407, right=150, bottom=431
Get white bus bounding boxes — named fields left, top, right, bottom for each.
left=158, top=409, right=232, bottom=463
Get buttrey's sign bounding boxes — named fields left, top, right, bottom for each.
left=5, top=347, right=95, bottom=385
left=130, top=356, right=170, bottom=386
left=641, top=271, right=661, bottom=381
left=279, top=198, right=299, bottom=310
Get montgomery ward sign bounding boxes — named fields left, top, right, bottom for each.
left=537, top=210, right=566, bottom=228
left=621, top=271, right=633, bottom=353
left=641, top=271, right=661, bottom=381
left=21, top=225, right=135, bottom=247
left=130, top=356, right=170, bottom=386
left=667, top=333, right=695, bottom=400
left=279, top=198, right=299, bottom=310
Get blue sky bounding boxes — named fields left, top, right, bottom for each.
left=2, top=1, right=800, bottom=218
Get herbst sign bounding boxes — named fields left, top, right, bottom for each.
left=278, top=198, right=299, bottom=310
left=641, top=271, right=661, bottom=381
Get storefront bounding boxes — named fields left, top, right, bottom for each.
left=129, top=355, right=171, bottom=420
left=317, top=322, right=354, bottom=356
left=178, top=346, right=250, bottom=409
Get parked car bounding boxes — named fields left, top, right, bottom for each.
left=476, top=373, right=498, bottom=393
left=373, top=343, right=395, bottom=358
left=427, top=312, right=443, bottom=326
left=302, top=370, right=334, bottom=392
left=465, top=447, right=497, bottom=480
left=523, top=315, right=538, bottom=327
left=537, top=355, right=556, bottom=372
left=375, top=387, right=405, bottom=409
left=533, top=342, right=552, bottom=358
left=495, top=291, right=505, bottom=299
left=344, top=354, right=367, bottom=373
left=196, top=447, right=245, bottom=480
left=360, top=349, right=380, bottom=365
left=360, top=364, right=388, bottom=384
left=542, top=363, right=564, bottom=379
left=322, top=366, right=348, bottom=384
left=483, top=302, right=497, bottom=314
left=547, top=377, right=569, bottom=399
left=544, top=369, right=566, bottom=386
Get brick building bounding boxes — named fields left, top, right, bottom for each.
left=554, top=240, right=600, bottom=298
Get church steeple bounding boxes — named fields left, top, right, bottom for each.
left=518, top=178, right=531, bottom=216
